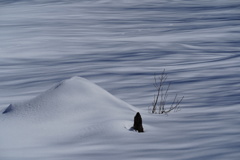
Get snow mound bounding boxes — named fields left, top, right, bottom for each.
left=2, top=76, right=137, bottom=121
left=0, top=77, right=139, bottom=158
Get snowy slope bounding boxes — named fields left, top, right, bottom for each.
left=1, top=76, right=137, bottom=119
left=0, top=0, right=239, bottom=160
left=0, top=77, right=140, bottom=159
left=0, top=78, right=239, bottom=160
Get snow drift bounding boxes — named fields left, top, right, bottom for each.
left=0, top=77, right=139, bottom=159
left=1, top=76, right=137, bottom=120
left=3, top=76, right=238, bottom=160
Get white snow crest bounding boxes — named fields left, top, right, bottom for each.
left=0, top=77, right=139, bottom=159
left=1, top=76, right=136, bottom=121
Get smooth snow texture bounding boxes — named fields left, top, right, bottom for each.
left=1, top=76, right=136, bottom=119
left=0, top=77, right=139, bottom=159
left=0, top=1, right=239, bottom=159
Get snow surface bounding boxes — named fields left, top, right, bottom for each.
left=1, top=77, right=239, bottom=160
left=0, top=0, right=240, bottom=160
left=0, top=77, right=141, bottom=159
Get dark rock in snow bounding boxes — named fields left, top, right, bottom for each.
left=133, top=112, right=144, bottom=133
left=2, top=105, right=12, bottom=114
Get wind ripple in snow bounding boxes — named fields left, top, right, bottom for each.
left=0, top=0, right=239, bottom=160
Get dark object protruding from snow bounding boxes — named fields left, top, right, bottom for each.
left=133, top=112, right=144, bottom=132
left=2, top=105, right=12, bottom=114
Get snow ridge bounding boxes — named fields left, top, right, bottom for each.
left=0, top=77, right=138, bottom=159
left=1, top=76, right=137, bottom=120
